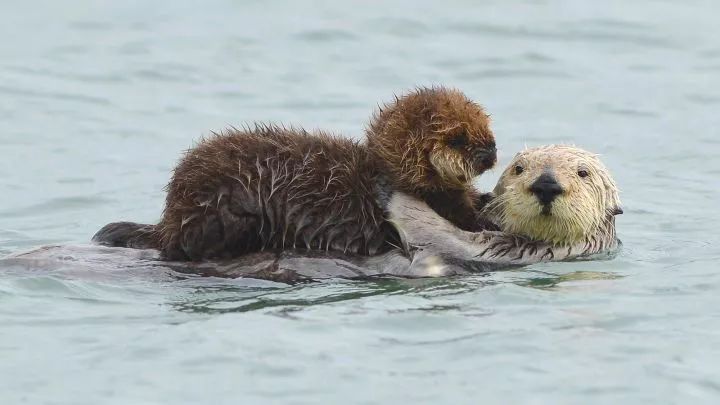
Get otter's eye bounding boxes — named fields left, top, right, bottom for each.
left=448, top=134, right=468, bottom=149
left=514, top=165, right=524, bottom=175
left=578, top=169, right=589, bottom=178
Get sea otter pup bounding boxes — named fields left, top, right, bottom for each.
left=366, top=87, right=497, bottom=228
left=386, top=145, right=623, bottom=274
left=93, top=87, right=498, bottom=260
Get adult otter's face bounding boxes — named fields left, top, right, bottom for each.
left=367, top=86, right=496, bottom=192
left=484, top=145, right=622, bottom=246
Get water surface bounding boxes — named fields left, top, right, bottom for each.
left=1, top=1, right=720, bottom=404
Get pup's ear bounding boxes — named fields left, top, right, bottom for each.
left=611, top=206, right=624, bottom=215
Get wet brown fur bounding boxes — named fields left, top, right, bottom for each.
left=94, top=87, right=498, bottom=261
left=367, top=87, right=497, bottom=229
left=155, top=125, right=395, bottom=260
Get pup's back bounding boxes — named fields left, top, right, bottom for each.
left=155, top=125, right=396, bottom=260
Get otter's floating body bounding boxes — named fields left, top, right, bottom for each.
left=84, top=145, right=621, bottom=280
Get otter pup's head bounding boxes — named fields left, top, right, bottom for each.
left=367, top=86, right=496, bottom=192
left=484, top=145, right=622, bottom=246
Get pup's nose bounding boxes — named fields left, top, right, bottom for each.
left=472, top=146, right=497, bottom=172
left=529, top=173, right=563, bottom=205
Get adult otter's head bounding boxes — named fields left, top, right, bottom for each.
left=366, top=86, right=497, bottom=192
left=484, top=145, right=622, bottom=246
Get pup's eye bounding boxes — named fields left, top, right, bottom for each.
left=578, top=169, right=589, bottom=178
left=514, top=165, right=524, bottom=175
left=448, top=134, right=468, bottom=148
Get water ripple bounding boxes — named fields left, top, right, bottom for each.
left=450, top=23, right=676, bottom=48
left=0, top=196, right=114, bottom=218
left=1, top=1, right=719, bottom=403
left=295, top=29, right=357, bottom=42
left=0, top=85, right=112, bottom=105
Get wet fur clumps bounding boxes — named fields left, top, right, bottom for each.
left=367, top=87, right=497, bottom=228
left=94, top=87, right=499, bottom=261
left=482, top=145, right=622, bottom=248
left=157, top=125, right=398, bottom=261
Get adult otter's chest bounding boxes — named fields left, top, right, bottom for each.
left=157, top=127, right=397, bottom=260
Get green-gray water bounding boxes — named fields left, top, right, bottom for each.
left=1, top=1, right=719, bottom=404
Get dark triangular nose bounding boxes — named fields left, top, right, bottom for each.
left=529, top=173, right=563, bottom=205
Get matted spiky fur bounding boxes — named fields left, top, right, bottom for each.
left=366, top=86, right=498, bottom=229
left=153, top=124, right=398, bottom=260
left=94, top=87, right=500, bottom=260
left=482, top=145, right=622, bottom=247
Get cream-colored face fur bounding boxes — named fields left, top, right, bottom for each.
left=483, top=145, right=622, bottom=246
left=429, top=147, right=476, bottom=189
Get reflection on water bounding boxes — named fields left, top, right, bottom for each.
left=170, top=275, right=499, bottom=315
left=518, top=270, right=623, bottom=290
left=2, top=0, right=720, bottom=403
left=171, top=283, right=408, bottom=314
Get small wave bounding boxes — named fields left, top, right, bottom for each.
left=449, top=23, right=675, bottom=49
left=0, top=85, right=112, bottom=106
left=456, top=68, right=571, bottom=80
left=0, top=196, right=114, bottom=219
left=294, top=29, right=357, bottom=42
